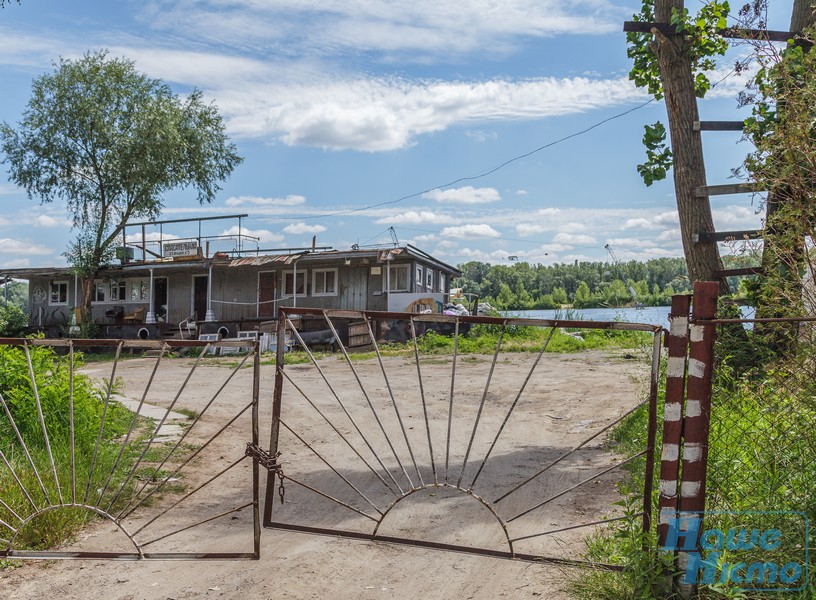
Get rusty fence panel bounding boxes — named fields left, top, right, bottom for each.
left=264, top=307, right=663, bottom=568
left=0, top=338, right=261, bottom=560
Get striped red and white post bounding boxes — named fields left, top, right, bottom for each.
left=657, top=294, right=691, bottom=546
left=675, top=281, right=719, bottom=596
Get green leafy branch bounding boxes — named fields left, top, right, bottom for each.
left=627, top=0, right=731, bottom=185
left=637, top=122, right=673, bottom=186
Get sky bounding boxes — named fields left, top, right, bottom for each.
left=0, top=0, right=796, bottom=270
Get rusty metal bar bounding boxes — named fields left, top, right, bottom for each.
left=0, top=392, right=50, bottom=505
left=96, top=344, right=168, bottom=506
left=0, top=449, right=38, bottom=512
left=264, top=521, right=626, bottom=570
left=323, top=313, right=414, bottom=490
left=676, top=282, right=719, bottom=596
left=366, top=316, right=423, bottom=486
left=106, top=344, right=212, bottom=513
left=0, top=498, right=23, bottom=523
left=469, top=326, right=556, bottom=490
left=23, top=341, right=62, bottom=504
left=139, top=502, right=254, bottom=548
left=457, top=321, right=506, bottom=488
left=506, top=451, right=646, bottom=523
left=252, top=342, right=261, bottom=559
left=121, top=403, right=253, bottom=521
left=511, top=514, right=638, bottom=543
left=83, top=341, right=124, bottom=504
left=410, top=318, right=437, bottom=485
left=268, top=307, right=661, bottom=332
left=642, top=330, right=663, bottom=542
left=286, top=317, right=404, bottom=493
left=117, top=350, right=253, bottom=518
left=131, top=455, right=248, bottom=537
left=279, top=475, right=380, bottom=522
left=68, top=342, right=76, bottom=504
left=278, top=370, right=399, bottom=497
left=494, top=400, right=648, bottom=504
left=263, top=307, right=288, bottom=527
left=279, top=419, right=384, bottom=515
left=657, top=295, right=691, bottom=547
left=444, top=318, right=460, bottom=484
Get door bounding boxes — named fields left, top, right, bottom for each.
left=153, top=277, right=168, bottom=322
left=193, top=275, right=208, bottom=321
left=258, top=271, right=276, bottom=318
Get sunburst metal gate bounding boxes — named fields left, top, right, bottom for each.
left=263, top=308, right=662, bottom=567
left=0, top=338, right=260, bottom=560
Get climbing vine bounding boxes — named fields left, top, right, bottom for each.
left=627, top=0, right=731, bottom=185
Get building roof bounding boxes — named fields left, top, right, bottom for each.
left=0, top=245, right=461, bottom=280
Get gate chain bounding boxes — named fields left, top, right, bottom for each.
left=246, top=442, right=286, bottom=503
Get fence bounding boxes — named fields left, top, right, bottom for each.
left=657, top=282, right=815, bottom=597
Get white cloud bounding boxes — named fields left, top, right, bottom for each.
left=515, top=189, right=528, bottom=196
left=604, top=237, right=655, bottom=249
left=553, top=232, right=596, bottom=245
left=221, top=225, right=285, bottom=243
left=0, top=238, right=53, bottom=255
left=441, top=224, right=501, bottom=238
left=126, top=231, right=180, bottom=243
left=515, top=223, right=548, bottom=236
left=713, top=205, right=762, bottom=228
left=282, top=222, right=327, bottom=235
left=2, top=258, right=31, bottom=268
left=140, top=1, right=626, bottom=59
left=225, top=194, right=306, bottom=207
left=621, top=217, right=653, bottom=230
left=35, top=215, right=70, bottom=228
left=422, top=186, right=501, bottom=205
left=375, top=211, right=458, bottom=225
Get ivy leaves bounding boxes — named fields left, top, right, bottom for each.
left=637, top=122, right=673, bottom=186
left=627, top=0, right=731, bottom=185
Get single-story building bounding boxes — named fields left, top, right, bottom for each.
left=1, top=244, right=461, bottom=340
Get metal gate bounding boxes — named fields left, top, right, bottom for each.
left=0, top=338, right=260, bottom=560
left=263, top=308, right=661, bottom=567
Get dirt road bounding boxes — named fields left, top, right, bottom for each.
left=2, top=347, right=648, bottom=599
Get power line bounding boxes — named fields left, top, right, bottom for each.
left=280, top=98, right=657, bottom=221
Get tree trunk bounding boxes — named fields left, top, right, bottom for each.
left=80, top=273, right=96, bottom=336
left=653, top=0, right=725, bottom=293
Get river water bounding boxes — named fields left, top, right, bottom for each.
left=504, top=305, right=756, bottom=329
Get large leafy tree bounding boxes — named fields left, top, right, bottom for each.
left=0, top=50, right=242, bottom=316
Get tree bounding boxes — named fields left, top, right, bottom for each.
left=0, top=51, right=242, bottom=318
left=627, top=0, right=729, bottom=290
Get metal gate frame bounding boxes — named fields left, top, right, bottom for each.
left=0, top=338, right=261, bottom=561
left=263, top=307, right=663, bottom=568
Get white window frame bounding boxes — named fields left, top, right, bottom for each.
left=283, top=270, right=306, bottom=298
left=49, top=281, right=69, bottom=305
left=439, top=273, right=446, bottom=292
left=384, top=264, right=410, bottom=292
left=94, top=282, right=107, bottom=303
left=109, top=279, right=127, bottom=302
left=425, top=268, right=434, bottom=290
left=130, top=278, right=149, bottom=302
left=312, top=268, right=338, bottom=297
left=415, top=265, right=424, bottom=288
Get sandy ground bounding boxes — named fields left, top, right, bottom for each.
left=2, top=346, right=649, bottom=600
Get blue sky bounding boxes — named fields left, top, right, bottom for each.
left=0, top=1, right=792, bottom=270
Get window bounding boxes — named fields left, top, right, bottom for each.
left=384, top=265, right=409, bottom=292
left=416, top=266, right=424, bottom=287
left=109, top=280, right=127, bottom=301
left=426, top=268, right=433, bottom=290
left=49, top=281, right=68, bottom=305
left=312, top=269, right=338, bottom=296
left=130, top=279, right=148, bottom=301
left=94, top=283, right=106, bottom=302
left=439, top=273, right=446, bottom=292
left=283, top=270, right=306, bottom=297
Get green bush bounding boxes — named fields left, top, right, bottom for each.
left=0, top=304, right=27, bottom=337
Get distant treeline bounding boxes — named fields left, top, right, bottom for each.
left=452, top=258, right=692, bottom=310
